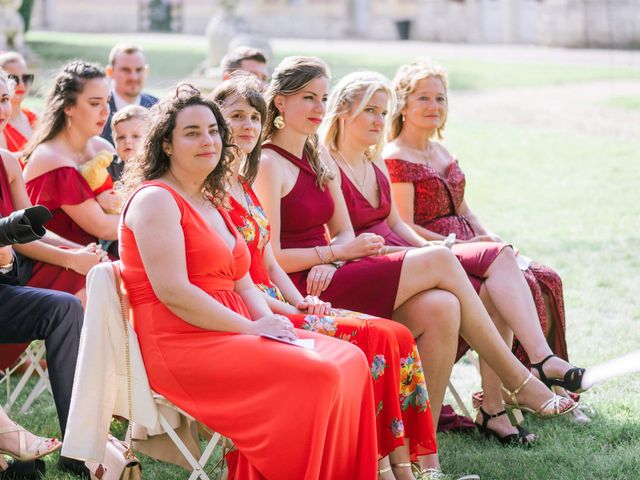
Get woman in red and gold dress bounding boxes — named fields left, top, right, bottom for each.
left=22, top=61, right=120, bottom=252
left=254, top=56, right=575, bottom=479
left=0, top=52, right=37, bottom=164
left=323, top=71, right=590, bottom=444
left=0, top=65, right=107, bottom=303
left=212, top=74, right=436, bottom=477
left=117, top=84, right=378, bottom=480
left=382, top=61, right=585, bottom=402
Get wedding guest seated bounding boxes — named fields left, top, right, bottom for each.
left=0, top=244, right=87, bottom=477
left=101, top=43, right=158, bottom=145
left=1, top=68, right=107, bottom=304
left=116, top=84, right=378, bottom=479
left=255, top=55, right=576, bottom=478
left=220, top=46, right=269, bottom=88
left=0, top=52, right=36, bottom=164
left=109, top=104, right=148, bottom=181
left=212, top=74, right=438, bottom=475
left=383, top=60, right=582, bottom=394
left=322, top=70, right=588, bottom=443
left=23, top=61, right=119, bottom=252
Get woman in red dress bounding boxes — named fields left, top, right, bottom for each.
left=212, top=75, right=437, bottom=477
left=22, top=61, right=120, bottom=250
left=117, top=84, right=378, bottom=480
left=0, top=67, right=106, bottom=302
left=0, top=52, right=37, bottom=164
left=382, top=61, right=585, bottom=399
left=255, top=56, right=576, bottom=478
left=323, top=71, right=589, bottom=443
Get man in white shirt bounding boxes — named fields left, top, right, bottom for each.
left=100, top=43, right=158, bottom=145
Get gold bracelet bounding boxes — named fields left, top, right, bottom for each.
left=314, top=246, right=330, bottom=264
left=327, top=244, right=336, bottom=262
left=0, top=257, right=15, bottom=270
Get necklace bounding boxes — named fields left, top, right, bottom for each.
left=335, top=150, right=368, bottom=191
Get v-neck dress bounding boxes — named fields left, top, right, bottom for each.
left=119, top=181, right=378, bottom=480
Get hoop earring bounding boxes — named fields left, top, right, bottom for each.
left=274, top=114, right=285, bottom=130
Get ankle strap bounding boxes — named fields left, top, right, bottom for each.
left=502, top=372, right=533, bottom=398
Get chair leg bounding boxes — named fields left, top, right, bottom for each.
left=159, top=413, right=212, bottom=480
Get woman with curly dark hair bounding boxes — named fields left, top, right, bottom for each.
left=117, top=84, right=378, bottom=480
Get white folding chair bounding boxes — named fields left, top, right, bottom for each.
left=1, top=341, right=52, bottom=412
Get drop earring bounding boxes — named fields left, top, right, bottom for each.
left=274, top=113, right=285, bottom=130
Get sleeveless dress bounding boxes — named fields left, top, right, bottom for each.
left=2, top=108, right=37, bottom=168
left=226, top=181, right=437, bottom=459
left=25, top=166, right=100, bottom=246
left=264, top=144, right=406, bottom=320
left=385, top=158, right=569, bottom=366
left=0, top=153, right=85, bottom=294
left=119, top=181, right=378, bottom=480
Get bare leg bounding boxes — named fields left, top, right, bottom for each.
left=482, top=248, right=577, bottom=380
left=389, top=441, right=417, bottom=480
left=395, top=246, right=567, bottom=411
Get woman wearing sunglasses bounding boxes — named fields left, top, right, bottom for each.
left=0, top=52, right=36, bottom=164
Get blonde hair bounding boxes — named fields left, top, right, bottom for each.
left=108, top=44, right=144, bottom=66
left=388, top=60, right=449, bottom=142
left=111, top=104, right=149, bottom=133
left=263, top=56, right=334, bottom=188
left=321, top=71, right=395, bottom=161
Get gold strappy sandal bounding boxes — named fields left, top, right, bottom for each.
left=502, top=373, right=577, bottom=425
left=0, top=422, right=62, bottom=462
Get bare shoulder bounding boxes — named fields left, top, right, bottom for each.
left=382, top=140, right=405, bottom=160
left=372, top=155, right=391, bottom=177
left=125, top=185, right=180, bottom=228
left=318, top=145, right=339, bottom=176
left=258, top=147, right=285, bottom=176
left=431, top=141, right=456, bottom=164
left=87, top=136, right=115, bottom=155
left=0, top=149, right=22, bottom=181
left=23, top=143, right=73, bottom=181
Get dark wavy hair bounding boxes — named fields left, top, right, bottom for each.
left=211, top=72, right=266, bottom=186
left=23, top=60, right=106, bottom=161
left=117, top=84, right=233, bottom=206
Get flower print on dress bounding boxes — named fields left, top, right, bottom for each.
left=390, top=418, right=405, bottom=439
left=399, top=346, right=429, bottom=412
left=302, top=315, right=338, bottom=337
left=371, top=354, right=387, bottom=380
left=234, top=216, right=256, bottom=245
left=245, top=193, right=271, bottom=253
left=256, top=282, right=286, bottom=302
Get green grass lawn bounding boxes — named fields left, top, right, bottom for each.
left=3, top=31, right=639, bottom=479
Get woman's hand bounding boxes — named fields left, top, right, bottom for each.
left=338, top=232, right=385, bottom=260
left=96, top=189, right=120, bottom=213
left=248, top=314, right=298, bottom=341
left=306, top=264, right=338, bottom=297
left=0, top=246, right=14, bottom=266
left=296, top=295, right=332, bottom=316
left=66, top=245, right=107, bottom=275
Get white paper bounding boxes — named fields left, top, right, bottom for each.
left=260, top=334, right=315, bottom=350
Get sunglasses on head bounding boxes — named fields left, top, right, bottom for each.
left=8, top=73, right=35, bottom=87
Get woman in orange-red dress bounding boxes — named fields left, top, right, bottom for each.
left=117, top=85, right=378, bottom=480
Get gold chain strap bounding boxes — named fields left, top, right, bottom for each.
left=111, top=262, right=136, bottom=460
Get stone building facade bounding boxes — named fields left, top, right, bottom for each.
left=29, top=0, right=640, bottom=48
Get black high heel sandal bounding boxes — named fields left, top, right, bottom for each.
left=531, top=354, right=587, bottom=393
left=475, top=407, right=536, bottom=446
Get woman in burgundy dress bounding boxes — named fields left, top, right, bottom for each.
left=322, top=71, right=590, bottom=444
left=382, top=61, right=585, bottom=402
left=0, top=67, right=106, bottom=303
left=254, top=56, right=575, bottom=479
left=22, top=61, right=120, bottom=251
left=212, top=75, right=437, bottom=476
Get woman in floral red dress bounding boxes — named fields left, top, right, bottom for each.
left=212, top=74, right=436, bottom=477
left=382, top=60, right=586, bottom=408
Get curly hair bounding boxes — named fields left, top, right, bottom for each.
left=321, top=71, right=395, bottom=161
left=211, top=72, right=266, bottom=186
left=388, top=60, right=449, bottom=142
left=117, top=84, right=234, bottom=207
left=263, top=56, right=334, bottom=188
left=22, top=60, right=106, bottom=161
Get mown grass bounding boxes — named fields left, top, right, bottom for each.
left=3, top=31, right=639, bottom=480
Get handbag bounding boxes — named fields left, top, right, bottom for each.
left=86, top=262, right=142, bottom=480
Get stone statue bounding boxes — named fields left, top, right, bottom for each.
left=0, top=0, right=25, bottom=51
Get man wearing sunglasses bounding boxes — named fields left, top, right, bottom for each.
left=0, top=51, right=36, bottom=161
